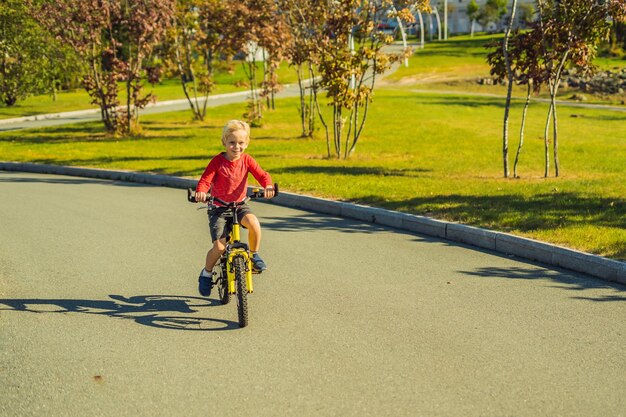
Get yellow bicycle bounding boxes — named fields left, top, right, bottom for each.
left=187, top=185, right=278, bottom=327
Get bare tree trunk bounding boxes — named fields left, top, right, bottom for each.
left=433, top=9, right=442, bottom=40
left=551, top=51, right=569, bottom=177
left=427, top=13, right=434, bottom=41
left=543, top=99, right=552, bottom=178
left=347, top=98, right=370, bottom=158
left=314, top=89, right=330, bottom=158
left=201, top=50, right=214, bottom=119
left=91, top=56, right=114, bottom=132
left=344, top=108, right=353, bottom=159
left=270, top=63, right=276, bottom=110
left=308, top=62, right=316, bottom=137
left=173, top=30, right=198, bottom=119
left=337, top=107, right=343, bottom=158
left=184, top=31, right=202, bottom=121
left=296, top=64, right=307, bottom=137
left=501, top=0, right=518, bottom=178
left=347, top=67, right=375, bottom=158
left=444, top=0, right=448, bottom=40
left=514, top=82, right=531, bottom=178
left=417, top=11, right=425, bottom=49
left=126, top=51, right=133, bottom=132
left=552, top=97, right=559, bottom=177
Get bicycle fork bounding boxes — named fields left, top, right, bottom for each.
left=226, top=251, right=253, bottom=294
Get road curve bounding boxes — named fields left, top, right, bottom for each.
left=1, top=171, right=625, bottom=417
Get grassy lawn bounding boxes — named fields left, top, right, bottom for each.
left=1, top=88, right=624, bottom=260
left=387, top=34, right=626, bottom=104
left=0, top=61, right=300, bottom=120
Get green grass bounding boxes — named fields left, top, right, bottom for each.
left=387, top=34, right=626, bottom=104
left=1, top=89, right=624, bottom=260
left=389, top=34, right=496, bottom=83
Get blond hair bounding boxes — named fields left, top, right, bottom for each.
left=221, top=120, right=250, bottom=143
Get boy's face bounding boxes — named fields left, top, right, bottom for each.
left=222, top=129, right=249, bottom=161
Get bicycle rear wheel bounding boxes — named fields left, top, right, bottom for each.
left=214, top=259, right=230, bottom=305
left=234, top=256, right=248, bottom=327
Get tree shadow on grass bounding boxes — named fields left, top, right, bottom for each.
left=0, top=294, right=239, bottom=331
left=272, top=165, right=430, bottom=178
left=566, top=113, right=626, bottom=122
left=359, top=192, right=626, bottom=235
left=422, top=97, right=508, bottom=109
left=0, top=122, right=195, bottom=144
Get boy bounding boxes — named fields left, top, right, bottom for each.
left=194, top=120, right=275, bottom=297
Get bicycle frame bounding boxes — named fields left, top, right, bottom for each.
left=224, top=209, right=253, bottom=294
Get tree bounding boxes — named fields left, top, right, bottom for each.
left=488, top=0, right=626, bottom=177
left=0, top=0, right=62, bottom=106
left=117, top=0, right=176, bottom=132
left=488, top=27, right=545, bottom=178
left=227, top=0, right=291, bottom=127
left=35, top=0, right=175, bottom=135
left=478, top=0, right=508, bottom=32
left=163, top=0, right=239, bottom=121
left=314, top=0, right=428, bottom=159
left=500, top=0, right=519, bottom=178
left=281, top=0, right=325, bottom=137
left=467, top=0, right=480, bottom=38
left=535, top=0, right=625, bottom=177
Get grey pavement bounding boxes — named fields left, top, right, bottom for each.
left=1, top=171, right=626, bottom=417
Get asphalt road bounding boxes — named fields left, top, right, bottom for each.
left=1, top=171, right=625, bottom=417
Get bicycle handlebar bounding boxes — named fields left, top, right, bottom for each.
left=187, top=183, right=279, bottom=205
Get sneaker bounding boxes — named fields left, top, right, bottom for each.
left=198, top=269, right=213, bottom=296
left=251, top=253, right=267, bottom=272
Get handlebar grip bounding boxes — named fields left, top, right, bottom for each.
left=274, top=183, right=279, bottom=197
left=187, top=188, right=197, bottom=203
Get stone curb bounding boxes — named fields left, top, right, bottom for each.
left=2, top=161, right=624, bottom=285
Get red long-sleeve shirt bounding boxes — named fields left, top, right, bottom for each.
left=196, top=153, right=272, bottom=203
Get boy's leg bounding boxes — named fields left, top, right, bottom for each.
left=198, top=238, right=227, bottom=296
left=241, top=213, right=261, bottom=252
left=205, top=238, right=227, bottom=271
left=200, top=207, right=229, bottom=296
left=241, top=213, right=267, bottom=272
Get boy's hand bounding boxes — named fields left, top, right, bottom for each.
left=195, top=191, right=207, bottom=203
left=264, top=186, right=275, bottom=199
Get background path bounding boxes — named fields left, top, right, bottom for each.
left=0, top=85, right=302, bottom=132
left=1, top=171, right=625, bottom=417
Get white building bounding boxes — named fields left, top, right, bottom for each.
left=426, top=0, right=536, bottom=35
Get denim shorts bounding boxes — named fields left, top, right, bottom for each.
left=208, top=203, right=253, bottom=242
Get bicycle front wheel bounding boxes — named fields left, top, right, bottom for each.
left=234, top=256, right=249, bottom=327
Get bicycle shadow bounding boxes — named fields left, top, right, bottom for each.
left=0, top=294, right=240, bottom=331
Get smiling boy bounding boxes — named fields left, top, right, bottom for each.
left=194, top=120, right=274, bottom=297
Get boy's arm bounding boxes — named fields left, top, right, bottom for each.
left=247, top=156, right=274, bottom=198
left=195, top=158, right=218, bottom=201
left=247, top=155, right=272, bottom=187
